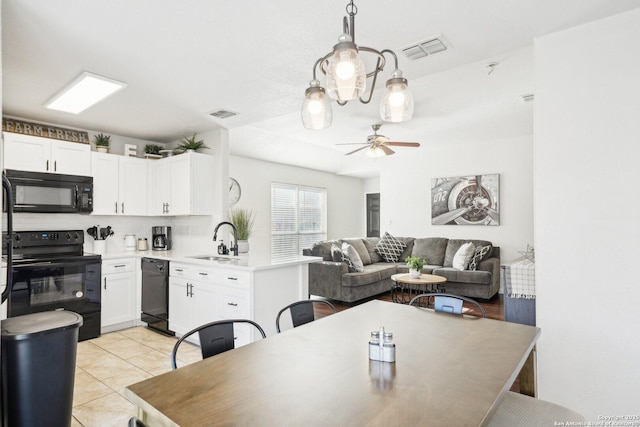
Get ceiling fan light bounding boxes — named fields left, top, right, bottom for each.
left=366, top=146, right=386, bottom=158
left=302, top=82, right=332, bottom=130
left=326, top=39, right=366, bottom=102
left=380, top=71, right=414, bottom=122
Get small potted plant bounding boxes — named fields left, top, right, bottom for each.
left=405, top=256, right=426, bottom=278
left=229, top=207, right=255, bottom=253
left=94, top=133, right=111, bottom=153
left=144, top=144, right=163, bottom=159
left=175, top=133, right=208, bottom=153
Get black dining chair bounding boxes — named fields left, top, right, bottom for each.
left=275, top=299, right=337, bottom=333
left=170, top=319, right=267, bottom=369
left=409, top=293, right=486, bottom=318
left=128, top=417, right=147, bottom=427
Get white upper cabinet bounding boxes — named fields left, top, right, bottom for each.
left=3, top=132, right=91, bottom=176
left=150, top=152, right=214, bottom=216
left=91, top=153, right=119, bottom=214
left=119, top=156, right=148, bottom=215
left=91, top=152, right=148, bottom=215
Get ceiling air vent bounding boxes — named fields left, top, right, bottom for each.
left=402, top=37, right=447, bottom=60
left=209, top=109, right=238, bottom=119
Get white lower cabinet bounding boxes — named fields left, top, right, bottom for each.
left=168, top=261, right=310, bottom=347
left=169, top=263, right=251, bottom=346
left=168, top=276, right=218, bottom=344
left=101, top=258, right=137, bottom=332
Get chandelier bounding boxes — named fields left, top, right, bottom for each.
left=301, top=1, right=414, bottom=130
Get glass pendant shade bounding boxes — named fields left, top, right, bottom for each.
left=380, top=72, right=414, bottom=122
left=301, top=3, right=414, bottom=130
left=302, top=82, right=332, bottom=130
left=326, top=41, right=366, bottom=102
left=366, top=146, right=386, bottom=158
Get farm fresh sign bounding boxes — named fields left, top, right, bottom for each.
left=2, top=117, right=89, bottom=144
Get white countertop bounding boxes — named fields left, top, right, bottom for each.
left=95, top=249, right=322, bottom=271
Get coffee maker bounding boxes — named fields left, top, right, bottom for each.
left=152, top=226, right=171, bottom=251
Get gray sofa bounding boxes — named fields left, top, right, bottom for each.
left=302, top=237, right=500, bottom=303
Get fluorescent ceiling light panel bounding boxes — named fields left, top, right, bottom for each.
left=45, top=71, right=127, bottom=114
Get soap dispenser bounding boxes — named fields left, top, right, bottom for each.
left=217, top=240, right=228, bottom=255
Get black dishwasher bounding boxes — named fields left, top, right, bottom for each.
left=141, top=258, right=174, bottom=336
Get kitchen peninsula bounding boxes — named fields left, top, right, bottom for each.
left=99, top=250, right=321, bottom=339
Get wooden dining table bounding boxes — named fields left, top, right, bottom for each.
left=125, top=300, right=540, bottom=427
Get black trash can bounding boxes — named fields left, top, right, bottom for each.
left=1, top=311, right=83, bottom=427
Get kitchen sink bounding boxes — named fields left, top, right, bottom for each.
left=188, top=255, right=235, bottom=262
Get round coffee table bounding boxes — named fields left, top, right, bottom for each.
left=390, top=273, right=447, bottom=304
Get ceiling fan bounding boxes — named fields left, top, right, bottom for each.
left=337, top=124, right=420, bottom=157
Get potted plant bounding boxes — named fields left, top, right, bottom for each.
left=94, top=133, right=111, bottom=153
left=175, top=133, right=208, bottom=153
left=405, top=256, right=425, bottom=278
left=229, top=207, right=255, bottom=253
left=144, top=144, right=163, bottom=159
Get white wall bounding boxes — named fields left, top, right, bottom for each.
left=363, top=177, right=380, bottom=194
left=535, top=8, right=640, bottom=418
left=378, top=47, right=534, bottom=264
left=380, top=136, right=532, bottom=263
left=11, top=214, right=171, bottom=255
left=229, top=155, right=364, bottom=256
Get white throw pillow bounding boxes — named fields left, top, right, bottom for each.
left=342, top=242, right=364, bottom=272
left=452, top=242, right=476, bottom=270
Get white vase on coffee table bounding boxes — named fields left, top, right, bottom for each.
left=409, top=268, right=421, bottom=278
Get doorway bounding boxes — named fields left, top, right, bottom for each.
left=366, top=193, right=380, bottom=237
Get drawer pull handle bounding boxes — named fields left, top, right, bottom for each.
left=199, top=272, right=208, bottom=276
left=175, top=268, right=183, bottom=272
left=227, top=302, right=238, bottom=307
left=114, top=264, right=126, bottom=268
left=227, top=277, right=238, bottom=281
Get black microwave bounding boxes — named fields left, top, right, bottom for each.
left=4, top=169, right=93, bottom=213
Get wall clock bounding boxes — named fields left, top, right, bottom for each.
left=229, top=177, right=241, bottom=206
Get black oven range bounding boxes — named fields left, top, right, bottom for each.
left=3, top=229, right=101, bottom=341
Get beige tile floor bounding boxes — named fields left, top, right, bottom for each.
left=72, top=327, right=201, bottom=427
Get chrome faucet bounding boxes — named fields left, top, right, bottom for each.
left=213, top=221, right=239, bottom=256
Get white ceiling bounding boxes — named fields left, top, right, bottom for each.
left=3, top=0, right=640, bottom=176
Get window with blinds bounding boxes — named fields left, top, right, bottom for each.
left=271, top=183, right=327, bottom=261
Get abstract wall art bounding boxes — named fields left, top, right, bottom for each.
left=431, top=174, right=500, bottom=225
